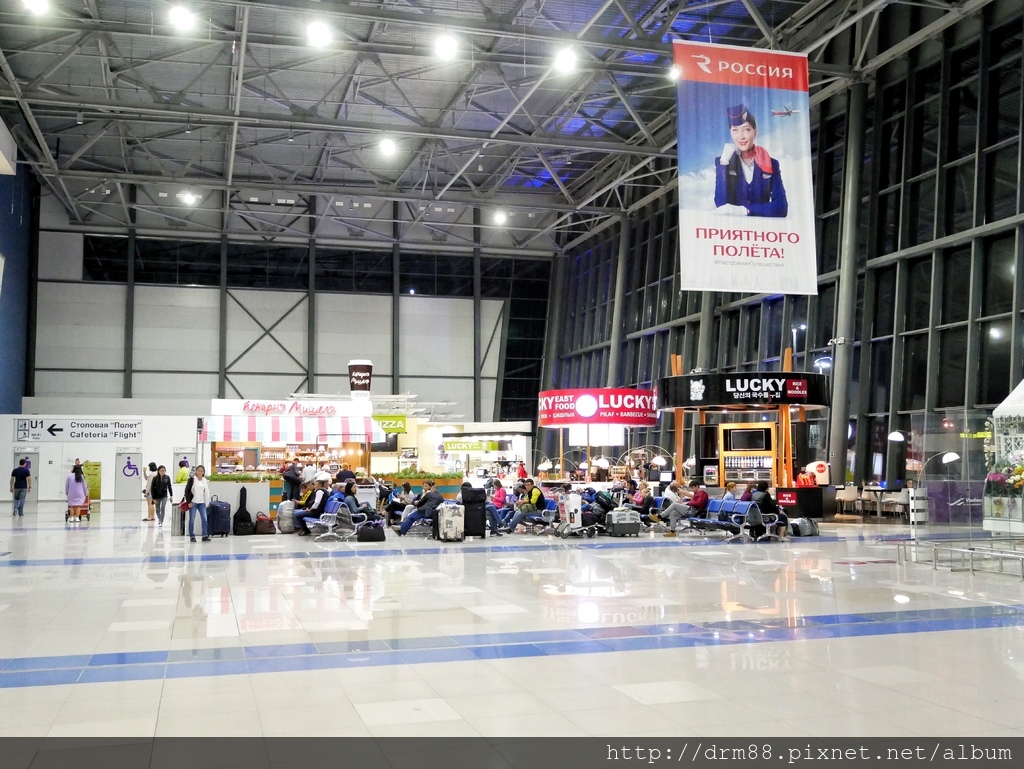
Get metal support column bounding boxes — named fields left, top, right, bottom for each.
left=473, top=207, right=482, bottom=421
left=218, top=234, right=228, bottom=398
left=828, top=82, right=868, bottom=486
left=696, top=293, right=715, bottom=370
left=540, top=254, right=568, bottom=392
left=307, top=197, right=317, bottom=394
left=392, top=200, right=401, bottom=395
left=606, top=215, right=630, bottom=386
left=122, top=184, right=136, bottom=397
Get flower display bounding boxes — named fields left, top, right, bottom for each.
left=986, top=467, right=1024, bottom=496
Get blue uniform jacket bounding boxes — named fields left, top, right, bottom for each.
left=714, top=154, right=788, bottom=218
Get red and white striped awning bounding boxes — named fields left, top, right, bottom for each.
left=200, top=415, right=385, bottom=444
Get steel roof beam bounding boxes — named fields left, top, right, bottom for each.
left=28, top=166, right=619, bottom=215
left=1, top=93, right=671, bottom=157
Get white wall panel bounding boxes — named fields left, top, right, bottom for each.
left=400, top=377, right=474, bottom=417
left=38, top=231, right=84, bottom=281
left=317, top=375, right=393, bottom=396
left=226, top=373, right=309, bottom=399
left=226, top=290, right=307, bottom=374
left=316, top=293, right=392, bottom=375
left=399, top=296, right=475, bottom=377
left=36, top=282, right=125, bottom=370
left=480, top=301, right=504, bottom=378
left=133, top=372, right=219, bottom=399
left=35, top=370, right=122, bottom=397
left=134, top=286, right=219, bottom=371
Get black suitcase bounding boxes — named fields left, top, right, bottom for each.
left=462, top=487, right=487, bottom=537
left=208, top=496, right=231, bottom=537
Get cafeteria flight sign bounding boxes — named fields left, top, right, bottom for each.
left=673, top=40, right=817, bottom=295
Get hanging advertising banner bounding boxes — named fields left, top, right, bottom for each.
left=673, top=40, right=817, bottom=295
left=537, top=389, right=658, bottom=427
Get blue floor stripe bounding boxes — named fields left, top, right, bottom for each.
left=0, top=602, right=1022, bottom=689
left=0, top=528, right=999, bottom=573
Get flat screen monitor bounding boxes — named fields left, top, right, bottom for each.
left=729, top=429, right=767, bottom=451
left=660, top=471, right=674, bottom=484
left=371, top=433, right=398, bottom=453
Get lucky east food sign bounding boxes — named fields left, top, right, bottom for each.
left=537, top=389, right=658, bottom=427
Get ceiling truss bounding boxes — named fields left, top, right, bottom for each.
left=0, top=0, right=1000, bottom=256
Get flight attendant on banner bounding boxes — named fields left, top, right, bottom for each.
left=714, top=104, right=788, bottom=218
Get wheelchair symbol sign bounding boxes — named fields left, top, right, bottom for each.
left=122, top=457, right=140, bottom=477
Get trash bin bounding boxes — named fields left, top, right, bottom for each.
left=172, top=504, right=185, bottom=536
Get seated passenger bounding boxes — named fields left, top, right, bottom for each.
left=722, top=481, right=738, bottom=502
left=343, top=480, right=376, bottom=519
left=752, top=481, right=786, bottom=539
left=485, top=479, right=508, bottom=534
left=295, top=476, right=330, bottom=536
left=684, top=480, right=710, bottom=518
left=397, top=480, right=444, bottom=535
left=660, top=480, right=701, bottom=536
left=740, top=482, right=756, bottom=502
left=386, top=482, right=414, bottom=524
left=504, top=478, right=546, bottom=533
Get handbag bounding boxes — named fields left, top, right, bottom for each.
left=179, top=499, right=189, bottom=512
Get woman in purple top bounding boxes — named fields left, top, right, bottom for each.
left=65, top=464, right=89, bottom=521
left=740, top=482, right=756, bottom=502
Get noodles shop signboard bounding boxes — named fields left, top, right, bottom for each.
left=537, top=389, right=658, bottom=427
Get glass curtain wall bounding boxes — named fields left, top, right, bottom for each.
left=546, top=10, right=1024, bottom=486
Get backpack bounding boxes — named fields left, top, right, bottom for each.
left=254, top=512, right=276, bottom=535
left=233, top=510, right=255, bottom=536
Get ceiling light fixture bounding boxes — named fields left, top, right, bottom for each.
left=553, top=47, right=577, bottom=74
left=185, top=117, right=192, bottom=134
left=435, top=34, right=457, bottom=61
left=493, top=210, right=508, bottom=225
left=22, top=0, right=49, bottom=16
left=75, top=112, right=83, bottom=125
left=668, top=63, right=682, bottom=80
left=181, top=191, right=197, bottom=206
left=168, top=5, right=195, bottom=32
left=307, top=21, right=332, bottom=48
left=379, top=137, right=396, bottom=156
left=287, top=130, right=294, bottom=142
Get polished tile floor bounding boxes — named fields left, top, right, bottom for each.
left=1, top=501, right=1023, bottom=737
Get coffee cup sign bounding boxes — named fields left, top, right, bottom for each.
left=348, top=360, right=373, bottom=398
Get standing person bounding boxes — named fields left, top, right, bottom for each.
left=335, top=463, right=356, bottom=484
left=282, top=460, right=302, bottom=501
left=65, top=464, right=90, bottom=522
left=143, top=462, right=158, bottom=522
left=150, top=465, right=173, bottom=530
left=175, top=460, right=191, bottom=485
left=9, top=458, right=31, bottom=518
left=714, top=104, right=788, bottom=217
left=516, top=461, right=528, bottom=480
left=184, top=465, right=212, bottom=543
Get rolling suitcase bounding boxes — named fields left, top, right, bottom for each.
left=436, top=503, right=465, bottom=542
left=790, top=517, right=819, bottom=537
left=208, top=495, right=231, bottom=537
left=276, top=500, right=295, bottom=533
left=605, top=508, right=642, bottom=537
left=461, top=487, right=487, bottom=538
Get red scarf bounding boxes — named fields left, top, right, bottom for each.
left=748, top=146, right=773, bottom=174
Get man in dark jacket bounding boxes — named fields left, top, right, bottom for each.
left=397, top=480, right=444, bottom=536
left=282, top=461, right=302, bottom=501
left=295, top=477, right=329, bottom=536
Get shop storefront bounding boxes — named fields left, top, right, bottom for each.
left=657, top=372, right=835, bottom=518
left=202, top=399, right=386, bottom=475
